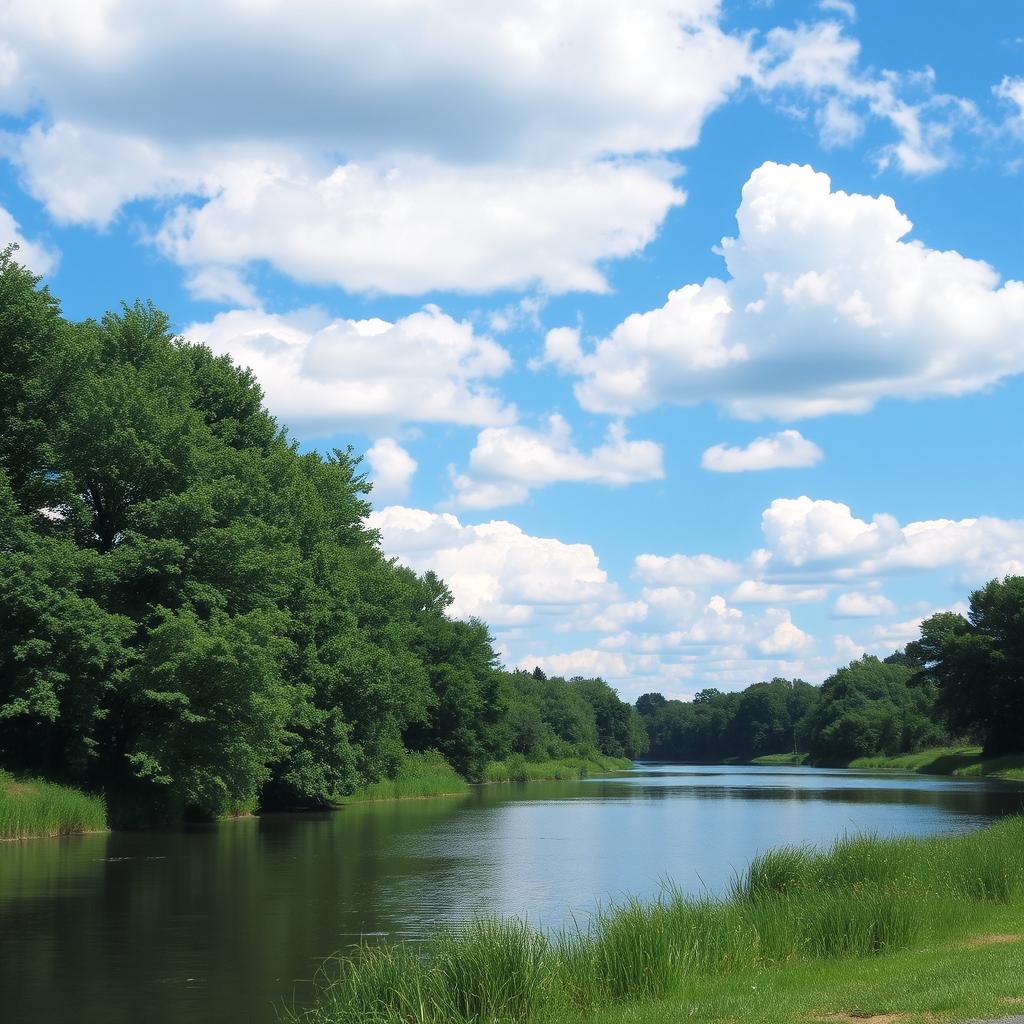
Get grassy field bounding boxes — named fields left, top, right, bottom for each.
left=341, top=751, right=470, bottom=803
left=846, top=745, right=1024, bottom=780
left=483, top=753, right=633, bottom=783
left=0, top=771, right=108, bottom=840
left=291, top=816, right=1024, bottom=1024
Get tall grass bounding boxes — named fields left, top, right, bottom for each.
left=0, top=771, right=107, bottom=840
left=291, top=817, right=1024, bottom=1024
left=845, top=745, right=1024, bottom=780
left=483, top=753, right=632, bottom=783
left=341, top=751, right=469, bottom=803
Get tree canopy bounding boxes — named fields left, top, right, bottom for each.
left=0, top=253, right=644, bottom=822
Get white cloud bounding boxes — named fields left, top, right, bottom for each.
left=537, top=326, right=584, bottom=373
left=156, top=157, right=685, bottom=295
left=757, top=613, right=815, bottom=655
left=565, top=162, right=1024, bottom=420
left=366, top=439, right=417, bottom=503
left=0, top=204, right=57, bottom=275
left=448, top=415, right=664, bottom=509
left=817, top=0, right=856, bottom=21
left=633, top=553, right=743, bottom=587
left=184, top=305, right=514, bottom=435
left=833, top=591, right=897, bottom=617
left=730, top=580, right=828, bottom=604
left=761, top=497, right=899, bottom=568
left=701, top=429, right=823, bottom=472
left=0, top=0, right=752, bottom=294
left=367, top=505, right=617, bottom=627
left=760, top=496, right=1024, bottom=583
left=517, top=648, right=630, bottom=680
left=184, top=266, right=259, bottom=307
left=756, top=21, right=979, bottom=173
left=995, top=76, right=1024, bottom=137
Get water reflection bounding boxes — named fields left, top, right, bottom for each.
left=1, top=765, right=1020, bottom=1024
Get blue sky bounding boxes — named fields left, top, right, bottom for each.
left=2, top=0, right=1023, bottom=699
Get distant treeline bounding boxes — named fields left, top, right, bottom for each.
left=0, top=252, right=643, bottom=825
left=635, top=575, right=1024, bottom=765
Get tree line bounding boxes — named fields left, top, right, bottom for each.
left=636, top=577, right=1024, bottom=765
left=0, top=252, right=644, bottom=824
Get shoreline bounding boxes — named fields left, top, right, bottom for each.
left=290, top=817, right=1024, bottom=1024
left=2, top=755, right=634, bottom=839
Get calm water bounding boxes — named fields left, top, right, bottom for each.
left=2, top=763, right=1023, bottom=1024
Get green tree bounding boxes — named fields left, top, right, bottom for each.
left=910, top=578, right=1024, bottom=755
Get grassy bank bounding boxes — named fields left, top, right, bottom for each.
left=340, top=751, right=469, bottom=804
left=749, top=752, right=809, bottom=766
left=845, top=745, right=1024, bottom=780
left=0, top=771, right=107, bottom=840
left=483, top=753, right=633, bottom=783
left=291, top=816, right=1024, bottom=1024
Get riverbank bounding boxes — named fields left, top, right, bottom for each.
left=342, top=751, right=633, bottom=803
left=483, top=753, right=633, bottom=783
left=749, top=745, right=1024, bottom=780
left=0, top=771, right=107, bottom=840
left=292, top=817, right=1024, bottom=1024
left=2, top=751, right=632, bottom=837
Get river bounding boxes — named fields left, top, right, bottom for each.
left=2, top=763, right=1022, bottom=1024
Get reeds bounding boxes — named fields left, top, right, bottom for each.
left=0, top=771, right=108, bottom=840
left=342, top=751, right=469, bottom=803
left=483, top=753, right=632, bottom=783
left=291, top=816, right=1024, bottom=1024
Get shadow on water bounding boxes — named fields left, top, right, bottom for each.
left=1, top=766, right=1021, bottom=1024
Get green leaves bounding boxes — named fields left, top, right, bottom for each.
left=912, top=578, right=1024, bottom=756
left=0, top=255, right=647, bottom=822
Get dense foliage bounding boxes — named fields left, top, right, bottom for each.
left=637, top=656, right=951, bottom=765
left=909, top=577, right=1024, bottom=756
left=0, top=253, right=643, bottom=822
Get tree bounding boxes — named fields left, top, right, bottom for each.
left=910, top=578, right=1024, bottom=755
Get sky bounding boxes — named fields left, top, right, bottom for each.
left=2, top=0, right=1023, bottom=701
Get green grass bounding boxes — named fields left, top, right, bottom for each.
left=340, top=751, right=469, bottom=804
left=290, top=816, right=1024, bottom=1024
left=749, top=752, right=809, bottom=766
left=845, top=744, right=1024, bottom=780
left=0, top=771, right=108, bottom=840
left=483, top=753, right=633, bottom=783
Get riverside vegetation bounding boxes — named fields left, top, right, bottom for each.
left=3, top=248, right=1024, bottom=836
left=0, top=250, right=645, bottom=835
left=291, top=816, right=1024, bottom=1024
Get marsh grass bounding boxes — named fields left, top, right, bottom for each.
left=341, top=751, right=469, bottom=803
left=0, top=771, right=107, bottom=840
left=291, top=816, right=1024, bottom=1024
left=483, top=754, right=632, bottom=783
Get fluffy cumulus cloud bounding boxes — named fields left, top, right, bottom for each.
left=367, top=505, right=619, bottom=628
left=365, top=439, right=417, bottom=503
left=448, top=415, right=664, bottom=509
left=0, top=204, right=57, bottom=275
left=367, top=495, right=1024, bottom=699
left=760, top=496, right=1024, bottom=582
left=0, top=2, right=990, bottom=297
left=561, top=163, right=1024, bottom=420
left=184, top=305, right=514, bottom=434
left=701, top=429, right=823, bottom=472
left=0, top=0, right=757, bottom=294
